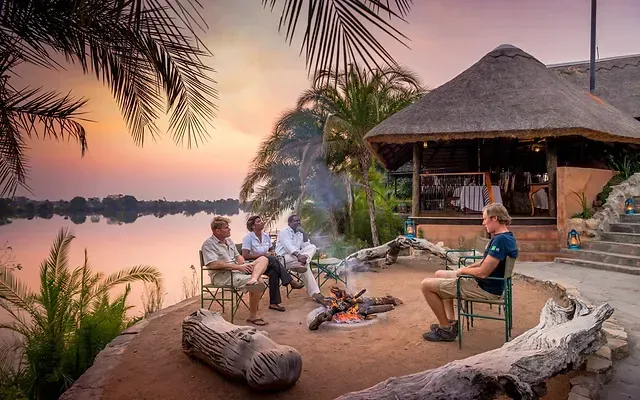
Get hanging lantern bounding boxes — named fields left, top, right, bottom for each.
left=624, top=198, right=636, bottom=215
left=567, top=229, right=581, bottom=250
left=404, top=219, right=416, bottom=239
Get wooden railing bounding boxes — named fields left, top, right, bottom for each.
left=418, top=172, right=494, bottom=214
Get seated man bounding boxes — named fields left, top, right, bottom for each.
left=201, top=216, right=270, bottom=326
left=241, top=215, right=304, bottom=312
left=420, top=203, right=518, bottom=342
left=275, top=214, right=324, bottom=304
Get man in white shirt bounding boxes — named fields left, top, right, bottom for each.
left=275, top=214, right=323, bottom=303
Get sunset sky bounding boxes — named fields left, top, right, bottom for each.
left=14, top=0, right=640, bottom=201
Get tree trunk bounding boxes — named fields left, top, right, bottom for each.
left=337, top=297, right=614, bottom=400
left=182, top=309, right=303, bottom=391
left=343, top=236, right=472, bottom=271
left=359, top=153, right=380, bottom=247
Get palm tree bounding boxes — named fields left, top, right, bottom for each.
left=0, top=228, right=161, bottom=399
left=296, top=64, right=424, bottom=246
left=0, top=0, right=413, bottom=197
left=239, top=107, right=347, bottom=233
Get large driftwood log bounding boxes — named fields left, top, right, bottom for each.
left=342, top=236, right=471, bottom=271
left=336, top=296, right=614, bottom=400
left=182, top=309, right=302, bottom=391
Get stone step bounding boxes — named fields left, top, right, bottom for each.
left=518, top=251, right=562, bottom=262
left=582, top=240, right=640, bottom=257
left=517, top=240, right=560, bottom=252
left=554, top=257, right=640, bottom=276
left=619, top=213, right=640, bottom=223
left=560, top=248, right=640, bottom=268
left=509, top=226, right=558, bottom=241
left=600, top=231, right=640, bottom=244
left=609, top=222, right=640, bottom=234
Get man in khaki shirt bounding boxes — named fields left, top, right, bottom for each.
left=201, top=216, right=269, bottom=326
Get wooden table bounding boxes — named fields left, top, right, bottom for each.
left=529, top=183, right=549, bottom=216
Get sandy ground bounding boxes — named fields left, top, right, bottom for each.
left=104, top=259, right=571, bottom=400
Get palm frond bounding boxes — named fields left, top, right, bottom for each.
left=263, top=0, right=412, bottom=77
left=0, top=268, right=34, bottom=316
left=98, top=265, right=161, bottom=294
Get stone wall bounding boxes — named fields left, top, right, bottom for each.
left=591, top=172, right=640, bottom=235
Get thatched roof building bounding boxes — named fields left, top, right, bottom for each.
left=550, top=54, right=640, bottom=119
left=365, top=45, right=640, bottom=170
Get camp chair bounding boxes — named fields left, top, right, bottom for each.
left=199, top=250, right=268, bottom=323
left=309, top=237, right=352, bottom=289
left=444, top=236, right=489, bottom=270
left=455, top=256, right=516, bottom=348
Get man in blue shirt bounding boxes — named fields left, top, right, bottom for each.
left=421, top=203, right=518, bottom=342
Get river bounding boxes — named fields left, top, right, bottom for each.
left=0, top=212, right=287, bottom=317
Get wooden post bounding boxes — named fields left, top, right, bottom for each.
left=546, top=140, right=557, bottom=217
left=412, top=142, right=422, bottom=217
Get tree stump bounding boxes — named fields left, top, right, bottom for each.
left=182, top=309, right=302, bottom=391
left=336, top=296, right=614, bottom=400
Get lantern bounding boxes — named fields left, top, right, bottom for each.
left=567, top=229, right=581, bottom=250
left=625, top=198, right=636, bottom=215
left=404, top=219, right=416, bottom=239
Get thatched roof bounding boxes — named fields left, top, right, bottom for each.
left=365, top=44, right=640, bottom=170
left=549, top=54, right=640, bottom=119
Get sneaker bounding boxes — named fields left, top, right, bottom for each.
left=430, top=320, right=458, bottom=332
left=423, top=325, right=458, bottom=342
left=288, top=280, right=304, bottom=290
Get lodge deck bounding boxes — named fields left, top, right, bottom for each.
left=410, top=215, right=557, bottom=226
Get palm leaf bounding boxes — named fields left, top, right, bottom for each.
left=0, top=268, right=34, bottom=317
left=97, top=265, right=161, bottom=294
left=263, top=0, right=412, bottom=78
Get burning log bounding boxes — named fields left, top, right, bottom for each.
left=344, top=236, right=473, bottom=271
left=182, top=309, right=302, bottom=391
left=309, top=286, right=401, bottom=330
left=336, top=296, right=614, bottom=400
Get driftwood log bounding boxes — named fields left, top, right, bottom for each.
left=336, top=296, right=614, bottom=400
left=182, top=309, right=302, bottom=391
left=342, top=236, right=471, bottom=271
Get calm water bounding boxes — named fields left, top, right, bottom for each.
left=1, top=212, right=285, bottom=317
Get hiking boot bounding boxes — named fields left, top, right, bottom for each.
left=289, top=280, right=304, bottom=290
left=423, top=325, right=458, bottom=342
left=430, top=320, right=458, bottom=332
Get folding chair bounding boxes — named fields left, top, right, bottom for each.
left=199, top=250, right=268, bottom=323
left=310, top=257, right=347, bottom=289
left=445, top=236, right=489, bottom=270
left=456, top=256, right=516, bottom=348
left=277, top=255, right=306, bottom=298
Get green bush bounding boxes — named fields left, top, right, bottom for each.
left=0, top=228, right=160, bottom=399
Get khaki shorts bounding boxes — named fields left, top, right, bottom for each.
left=210, top=271, right=266, bottom=293
left=436, top=270, right=501, bottom=301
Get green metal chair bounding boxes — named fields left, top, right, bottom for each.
left=199, top=250, right=268, bottom=323
left=455, top=256, right=516, bottom=348
left=445, top=236, right=489, bottom=270
left=310, top=257, right=347, bottom=288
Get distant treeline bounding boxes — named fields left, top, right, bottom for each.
left=0, top=195, right=245, bottom=225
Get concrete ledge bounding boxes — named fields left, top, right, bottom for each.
left=59, top=296, right=199, bottom=400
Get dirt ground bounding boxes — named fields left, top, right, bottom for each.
left=104, top=259, right=571, bottom=400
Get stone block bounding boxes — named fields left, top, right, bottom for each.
left=603, top=321, right=622, bottom=331
left=606, top=338, right=629, bottom=360
left=595, top=345, right=612, bottom=360
left=586, top=355, right=612, bottom=374
left=603, top=327, right=627, bottom=340
left=568, top=393, right=590, bottom=400
left=569, top=385, right=591, bottom=398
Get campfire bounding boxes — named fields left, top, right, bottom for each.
left=309, top=286, right=403, bottom=330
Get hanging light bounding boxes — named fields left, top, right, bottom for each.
left=625, top=198, right=636, bottom=215
left=567, top=229, right=581, bottom=250
left=404, top=218, right=416, bottom=239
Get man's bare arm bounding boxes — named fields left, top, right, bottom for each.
left=456, top=255, right=500, bottom=279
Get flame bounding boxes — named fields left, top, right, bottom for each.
left=331, top=300, right=364, bottom=324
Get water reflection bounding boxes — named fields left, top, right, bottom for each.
left=0, top=212, right=285, bottom=316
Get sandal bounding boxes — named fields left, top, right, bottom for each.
left=269, top=304, right=286, bottom=312
left=246, top=317, right=268, bottom=326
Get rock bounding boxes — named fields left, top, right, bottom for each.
left=606, top=338, right=629, bottom=360
left=570, top=385, right=591, bottom=398
left=586, top=355, right=612, bottom=374
left=603, top=327, right=627, bottom=340
left=568, top=393, right=590, bottom=400
left=436, top=241, right=444, bottom=248
left=602, top=321, right=622, bottom=331
left=595, top=345, right=612, bottom=360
